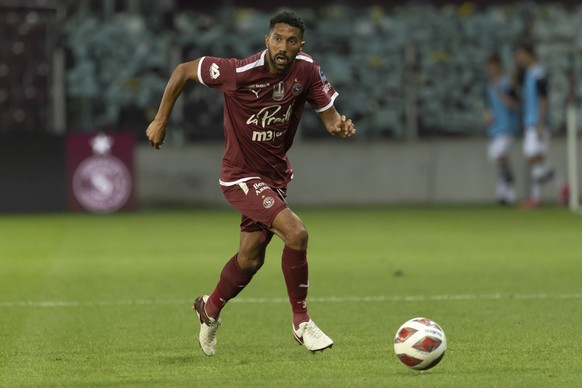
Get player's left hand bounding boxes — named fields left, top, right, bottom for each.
left=329, top=115, right=356, bottom=138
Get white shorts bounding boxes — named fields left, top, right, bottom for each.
left=488, top=134, right=514, bottom=162
left=523, top=127, right=550, bottom=158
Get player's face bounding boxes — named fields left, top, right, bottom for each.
left=265, top=23, right=304, bottom=74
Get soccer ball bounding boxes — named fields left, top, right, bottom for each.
left=393, top=317, right=447, bottom=370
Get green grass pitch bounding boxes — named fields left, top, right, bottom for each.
left=1, top=206, right=581, bottom=387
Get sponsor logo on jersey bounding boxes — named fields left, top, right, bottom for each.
left=319, top=67, right=332, bottom=94
left=319, top=66, right=327, bottom=84
left=251, top=129, right=287, bottom=142
left=247, top=102, right=294, bottom=128
left=246, top=82, right=270, bottom=98
left=248, top=82, right=270, bottom=89
left=253, top=182, right=271, bottom=196
left=210, top=63, right=220, bottom=79
left=272, top=81, right=285, bottom=101
left=249, top=89, right=261, bottom=98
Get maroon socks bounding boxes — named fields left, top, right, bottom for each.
left=206, top=255, right=254, bottom=319
left=205, top=246, right=311, bottom=329
left=281, top=245, right=310, bottom=329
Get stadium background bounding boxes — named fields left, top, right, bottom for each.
left=1, top=0, right=581, bottom=212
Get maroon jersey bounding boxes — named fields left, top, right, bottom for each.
left=198, top=50, right=338, bottom=189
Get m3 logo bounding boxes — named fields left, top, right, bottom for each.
left=251, top=130, right=286, bottom=142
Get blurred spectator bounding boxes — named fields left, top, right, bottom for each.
left=3, top=2, right=578, bottom=140
left=514, top=41, right=564, bottom=208
left=484, top=53, right=520, bottom=205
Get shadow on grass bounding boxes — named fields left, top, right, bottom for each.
left=159, top=354, right=200, bottom=365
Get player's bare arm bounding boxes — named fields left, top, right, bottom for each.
left=318, top=106, right=356, bottom=138
left=146, top=59, right=201, bottom=149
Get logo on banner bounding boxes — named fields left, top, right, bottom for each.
left=72, top=133, right=132, bottom=213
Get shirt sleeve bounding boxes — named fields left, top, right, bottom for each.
left=197, top=56, right=237, bottom=93
left=306, top=62, right=338, bottom=113
left=536, top=75, right=548, bottom=98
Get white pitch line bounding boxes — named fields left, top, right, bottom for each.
left=0, top=293, right=581, bottom=308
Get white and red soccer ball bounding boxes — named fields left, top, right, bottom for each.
left=394, top=317, right=447, bottom=370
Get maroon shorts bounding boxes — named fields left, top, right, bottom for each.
left=221, top=179, right=288, bottom=235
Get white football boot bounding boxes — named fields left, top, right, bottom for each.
left=293, top=319, right=334, bottom=352
left=193, top=295, right=221, bottom=356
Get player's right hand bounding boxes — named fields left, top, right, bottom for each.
left=146, top=120, right=167, bottom=149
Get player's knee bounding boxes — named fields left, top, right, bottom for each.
left=286, top=225, right=308, bottom=250
left=238, top=255, right=264, bottom=273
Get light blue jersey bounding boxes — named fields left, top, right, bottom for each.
left=522, top=64, right=550, bottom=128
left=486, top=75, right=519, bottom=138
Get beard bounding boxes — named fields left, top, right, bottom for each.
left=268, top=50, right=294, bottom=73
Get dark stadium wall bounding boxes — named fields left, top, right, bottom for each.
left=0, top=132, right=137, bottom=213
left=0, top=133, right=67, bottom=212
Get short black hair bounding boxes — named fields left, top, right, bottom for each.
left=269, top=10, right=305, bottom=37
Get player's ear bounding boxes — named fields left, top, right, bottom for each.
left=300, top=40, right=305, bottom=51
left=265, top=34, right=269, bottom=48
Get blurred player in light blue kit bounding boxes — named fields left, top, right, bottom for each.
left=514, top=42, right=558, bottom=208
left=484, top=54, right=520, bottom=205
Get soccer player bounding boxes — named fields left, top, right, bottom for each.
left=484, top=54, right=520, bottom=205
left=146, top=11, right=355, bottom=356
left=513, top=42, right=555, bottom=208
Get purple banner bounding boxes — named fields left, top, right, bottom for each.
left=66, top=132, right=136, bottom=213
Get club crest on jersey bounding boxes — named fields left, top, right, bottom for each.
left=263, top=196, right=275, bottom=209
left=272, top=81, right=284, bottom=101
left=292, top=83, right=302, bottom=96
